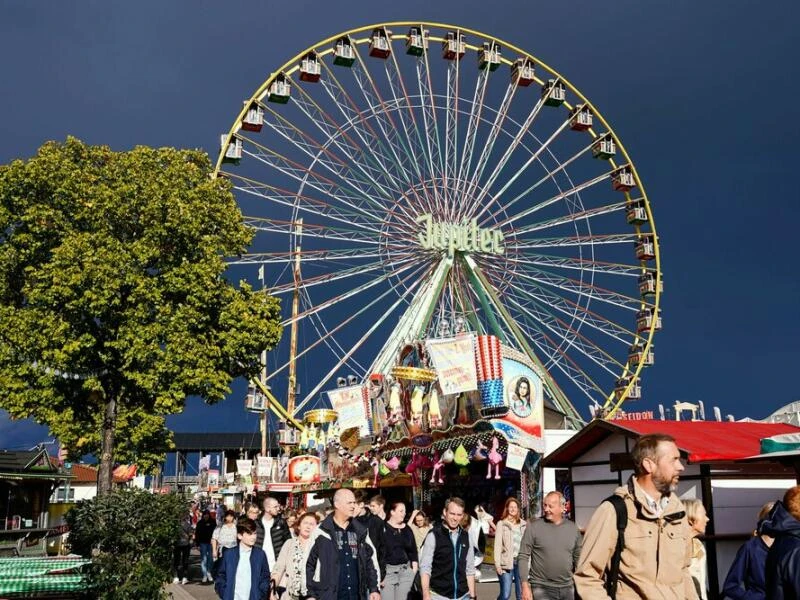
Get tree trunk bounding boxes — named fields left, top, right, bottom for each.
left=97, top=393, right=117, bottom=495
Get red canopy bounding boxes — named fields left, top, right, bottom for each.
left=544, top=419, right=800, bottom=466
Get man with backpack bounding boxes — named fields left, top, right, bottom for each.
left=573, top=433, right=698, bottom=599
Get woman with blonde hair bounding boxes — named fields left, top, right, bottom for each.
left=271, top=512, right=320, bottom=600
left=684, top=498, right=710, bottom=600
left=494, top=496, right=526, bottom=600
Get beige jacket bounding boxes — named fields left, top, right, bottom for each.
left=573, top=477, right=698, bottom=600
left=494, top=519, right=522, bottom=571
left=272, top=537, right=313, bottom=599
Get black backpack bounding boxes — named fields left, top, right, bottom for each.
left=604, top=495, right=628, bottom=599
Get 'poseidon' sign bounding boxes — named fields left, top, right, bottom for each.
left=417, top=214, right=505, bottom=257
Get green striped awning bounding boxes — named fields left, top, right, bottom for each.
left=0, top=556, right=91, bottom=597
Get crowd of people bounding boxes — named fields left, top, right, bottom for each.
left=172, top=434, right=800, bottom=599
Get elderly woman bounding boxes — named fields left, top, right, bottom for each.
left=684, top=498, right=710, bottom=600
left=271, top=512, right=320, bottom=600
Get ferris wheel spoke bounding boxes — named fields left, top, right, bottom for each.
left=506, top=252, right=641, bottom=277
left=443, top=60, right=460, bottom=217
left=267, top=254, right=418, bottom=296
left=266, top=258, right=430, bottom=387
left=285, top=82, right=415, bottom=206
left=508, top=260, right=645, bottom=311
left=228, top=173, right=387, bottom=234
left=282, top=257, right=421, bottom=326
left=384, top=48, right=438, bottom=214
left=491, top=169, right=613, bottom=230
left=503, top=288, right=625, bottom=375
left=232, top=247, right=392, bottom=266
left=454, top=70, right=489, bottom=205
left=462, top=81, right=518, bottom=207
left=469, top=94, right=563, bottom=222
left=250, top=107, right=421, bottom=227
left=509, top=232, right=637, bottom=250
left=243, top=216, right=383, bottom=246
left=513, top=200, right=628, bottom=236
left=416, top=53, right=446, bottom=212
left=292, top=260, right=436, bottom=414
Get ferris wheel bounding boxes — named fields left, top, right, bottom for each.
left=215, top=22, right=662, bottom=422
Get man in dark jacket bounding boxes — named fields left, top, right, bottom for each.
left=762, top=485, right=800, bottom=599
left=356, top=494, right=387, bottom=582
left=255, top=496, right=291, bottom=571
left=306, top=488, right=380, bottom=600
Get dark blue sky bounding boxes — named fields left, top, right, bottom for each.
left=2, top=0, right=798, bottom=449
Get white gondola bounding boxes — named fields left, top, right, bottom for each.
left=268, top=74, right=291, bottom=104
left=478, top=41, right=501, bottom=71
left=628, top=344, right=655, bottom=367
left=626, top=201, right=648, bottom=225
left=638, top=272, right=663, bottom=297
left=369, top=27, right=392, bottom=59
left=612, top=165, right=636, bottom=192
left=299, top=52, right=321, bottom=82
left=615, top=377, right=642, bottom=400
left=333, top=36, right=356, bottom=67
left=220, top=134, right=242, bottom=165
left=636, top=308, right=662, bottom=333
left=511, top=57, right=535, bottom=86
left=542, top=79, right=566, bottom=106
left=406, top=27, right=429, bottom=56
left=241, top=103, right=263, bottom=132
left=442, top=31, right=466, bottom=60
left=635, top=236, right=655, bottom=261
left=592, top=134, right=616, bottom=159
left=569, top=105, right=593, bottom=131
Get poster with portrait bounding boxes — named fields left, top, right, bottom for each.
left=492, top=358, right=544, bottom=452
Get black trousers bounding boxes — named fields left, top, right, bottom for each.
left=173, top=545, right=190, bottom=579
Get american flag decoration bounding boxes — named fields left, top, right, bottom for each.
left=475, top=335, right=508, bottom=417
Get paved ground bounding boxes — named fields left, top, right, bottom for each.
left=166, top=549, right=503, bottom=600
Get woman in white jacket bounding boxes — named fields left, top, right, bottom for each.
left=271, top=512, right=320, bottom=600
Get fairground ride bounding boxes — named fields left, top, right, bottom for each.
left=213, top=22, right=662, bottom=443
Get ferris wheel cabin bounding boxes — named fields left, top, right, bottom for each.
left=615, top=376, right=642, bottom=400
left=626, top=200, right=648, bottom=225
left=511, top=57, right=535, bottom=86
left=478, top=41, right=502, bottom=71
left=542, top=79, right=566, bottom=107
left=241, top=103, right=264, bottom=132
left=406, top=27, right=429, bottom=56
left=569, top=105, right=593, bottom=131
left=299, top=51, right=321, bottom=82
left=636, top=308, right=662, bottom=334
left=369, top=27, right=392, bottom=59
left=220, top=134, right=242, bottom=165
left=442, top=31, right=466, bottom=60
left=592, top=134, right=616, bottom=160
left=635, top=235, right=656, bottom=261
left=333, top=36, right=356, bottom=67
left=612, top=166, right=636, bottom=192
left=638, top=271, right=663, bottom=297
left=628, top=343, right=655, bottom=367
left=268, top=73, right=291, bottom=104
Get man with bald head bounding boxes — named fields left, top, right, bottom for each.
left=307, top=488, right=381, bottom=600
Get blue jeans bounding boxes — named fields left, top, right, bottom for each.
left=199, top=543, right=213, bottom=578
left=497, top=560, right=521, bottom=600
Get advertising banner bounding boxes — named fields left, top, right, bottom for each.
left=327, top=385, right=369, bottom=436
left=287, top=455, right=321, bottom=483
left=207, top=469, right=219, bottom=488
left=257, top=456, right=273, bottom=478
left=505, top=444, right=529, bottom=471
left=236, top=459, right=253, bottom=476
left=492, top=357, right=545, bottom=452
left=426, top=335, right=478, bottom=395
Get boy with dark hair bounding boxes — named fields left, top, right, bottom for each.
left=215, top=517, right=271, bottom=600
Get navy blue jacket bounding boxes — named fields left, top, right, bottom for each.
left=215, top=544, right=271, bottom=600
left=722, top=535, right=769, bottom=599
left=761, top=501, right=800, bottom=600
left=306, top=514, right=380, bottom=600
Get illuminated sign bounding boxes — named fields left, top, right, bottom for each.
left=417, top=214, right=504, bottom=256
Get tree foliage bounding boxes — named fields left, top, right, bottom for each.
left=66, top=488, right=188, bottom=599
left=0, top=137, right=281, bottom=477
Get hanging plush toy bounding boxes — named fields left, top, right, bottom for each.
left=384, top=455, right=401, bottom=471
left=405, top=449, right=432, bottom=487
left=430, top=450, right=445, bottom=485
left=454, top=444, right=470, bottom=476
left=487, top=436, right=503, bottom=480
left=410, top=385, right=425, bottom=427
left=427, top=386, right=442, bottom=429
left=388, top=382, right=404, bottom=422
left=441, top=447, right=455, bottom=464
left=371, top=455, right=381, bottom=488
left=470, top=439, right=488, bottom=461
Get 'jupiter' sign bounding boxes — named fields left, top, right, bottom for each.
left=417, top=214, right=504, bottom=257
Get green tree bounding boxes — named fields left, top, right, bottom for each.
left=0, top=138, right=281, bottom=492
left=66, top=488, right=188, bottom=599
